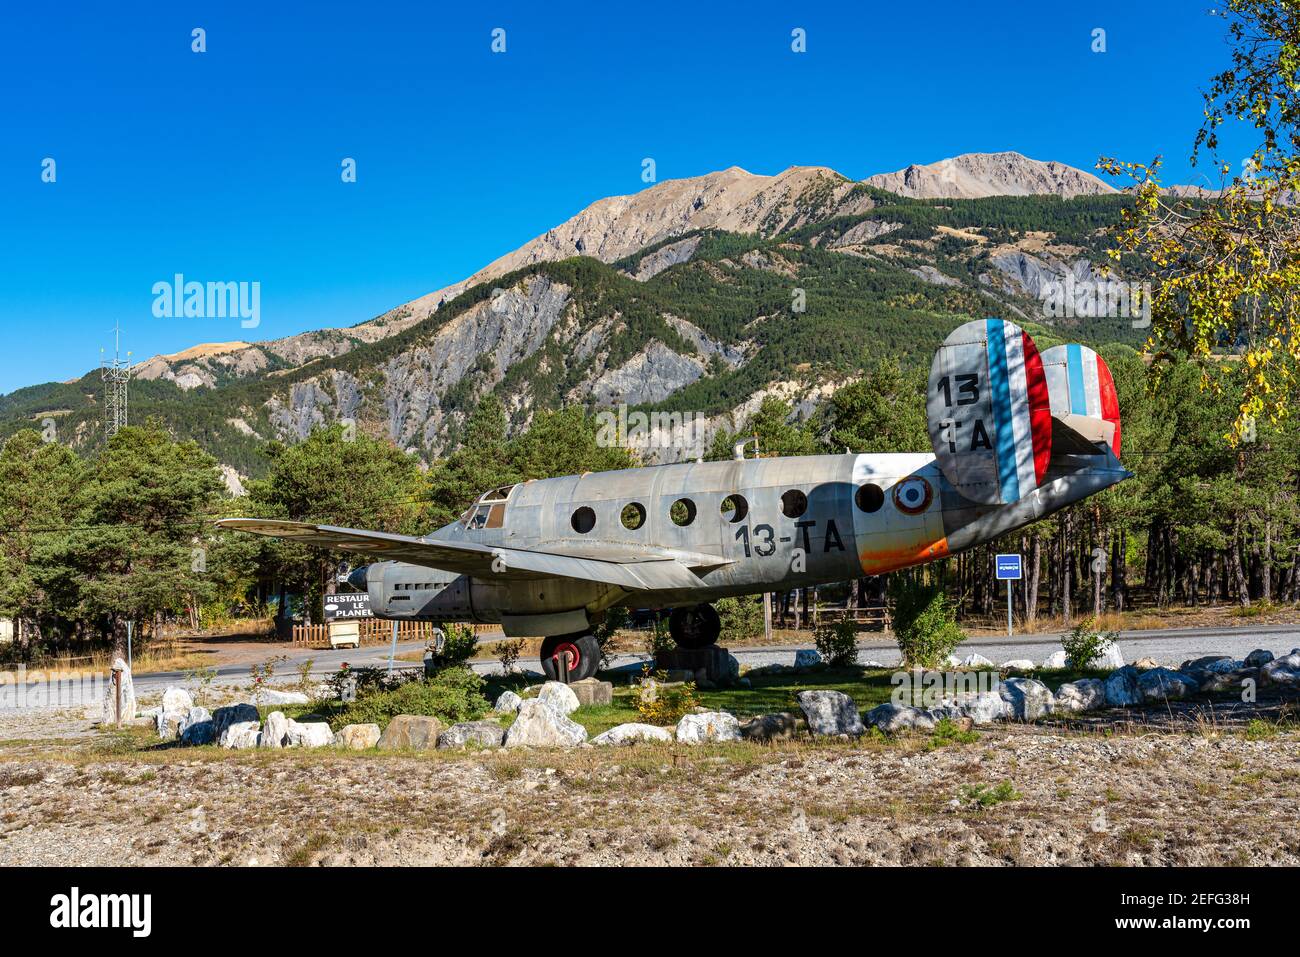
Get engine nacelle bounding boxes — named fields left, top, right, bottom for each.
left=350, top=561, right=593, bottom=636
left=355, top=561, right=471, bottom=620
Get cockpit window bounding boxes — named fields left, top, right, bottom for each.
left=461, top=485, right=515, bottom=528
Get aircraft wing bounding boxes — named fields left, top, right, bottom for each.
left=215, top=519, right=711, bottom=591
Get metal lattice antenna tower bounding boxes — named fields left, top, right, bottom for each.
left=101, top=323, right=134, bottom=439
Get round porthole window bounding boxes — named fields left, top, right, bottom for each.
left=893, top=477, right=933, bottom=515
left=571, top=506, right=596, bottom=533
left=621, top=502, right=646, bottom=530
left=781, top=489, right=808, bottom=518
left=720, top=494, right=749, bottom=523
left=670, top=498, right=696, bottom=526
left=855, top=483, right=885, bottom=513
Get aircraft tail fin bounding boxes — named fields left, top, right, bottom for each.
left=926, top=317, right=1053, bottom=505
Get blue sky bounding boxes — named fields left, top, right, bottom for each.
left=0, top=1, right=1260, bottom=391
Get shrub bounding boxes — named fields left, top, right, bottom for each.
left=493, top=639, right=526, bottom=674
left=631, top=666, right=700, bottom=725
left=426, top=622, right=479, bottom=673
left=960, top=780, right=1021, bottom=807
left=644, top=618, right=675, bottom=657
left=813, top=618, right=859, bottom=667
left=716, top=595, right=765, bottom=644
left=1061, top=618, right=1118, bottom=668
left=890, top=576, right=966, bottom=668
left=327, top=666, right=489, bottom=731
left=593, top=607, right=629, bottom=666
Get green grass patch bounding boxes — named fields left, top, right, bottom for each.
left=960, top=780, right=1021, bottom=807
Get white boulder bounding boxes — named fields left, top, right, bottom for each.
left=1053, top=678, right=1107, bottom=713
left=794, top=649, right=823, bottom=668
left=959, top=691, right=1008, bottom=725
left=255, top=688, right=310, bottom=706
left=865, top=702, right=935, bottom=733
left=1094, top=644, right=1125, bottom=669
left=99, top=658, right=137, bottom=725
left=675, top=711, right=742, bottom=744
left=1043, top=650, right=1069, bottom=669
left=155, top=710, right=185, bottom=741
left=259, top=711, right=290, bottom=748
left=504, top=698, right=588, bottom=748
left=962, top=653, right=996, bottom=668
left=437, top=720, right=507, bottom=749
left=161, top=686, right=194, bottom=714
left=1001, top=659, right=1036, bottom=672
left=591, top=723, right=674, bottom=746
left=1000, top=677, right=1054, bottom=720
left=285, top=720, right=333, bottom=748
left=1137, top=668, right=1198, bottom=702
left=493, top=690, right=523, bottom=714
left=537, top=681, right=580, bottom=716
left=220, top=721, right=261, bottom=749
left=1104, top=666, right=1142, bottom=707
left=796, top=690, right=865, bottom=737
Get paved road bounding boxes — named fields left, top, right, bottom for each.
left=4, top=620, right=1298, bottom=710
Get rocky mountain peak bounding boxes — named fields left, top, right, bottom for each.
left=863, top=151, right=1117, bottom=200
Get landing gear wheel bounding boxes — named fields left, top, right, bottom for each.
left=540, top=633, right=601, bottom=682
left=669, top=603, right=721, bottom=650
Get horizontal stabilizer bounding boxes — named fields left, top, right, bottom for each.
left=1039, top=343, right=1122, bottom=457
left=1051, top=416, right=1114, bottom=455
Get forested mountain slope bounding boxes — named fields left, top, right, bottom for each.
left=1, top=168, right=1148, bottom=479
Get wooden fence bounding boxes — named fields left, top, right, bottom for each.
left=811, top=604, right=891, bottom=630
left=290, top=620, right=501, bottom=649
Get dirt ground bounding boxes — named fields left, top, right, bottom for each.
left=0, top=708, right=1296, bottom=867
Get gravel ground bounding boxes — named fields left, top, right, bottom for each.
left=0, top=708, right=1296, bottom=867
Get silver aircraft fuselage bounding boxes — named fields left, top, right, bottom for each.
left=363, top=449, right=1129, bottom=636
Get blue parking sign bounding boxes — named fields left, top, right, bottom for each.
left=995, top=554, right=1022, bottom=580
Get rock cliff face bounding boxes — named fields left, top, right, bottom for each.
left=864, top=151, right=1117, bottom=199
left=121, top=151, right=1115, bottom=396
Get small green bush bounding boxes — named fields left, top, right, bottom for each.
left=890, top=576, right=966, bottom=668
left=1061, top=617, right=1118, bottom=668
left=813, top=618, right=859, bottom=667
left=644, top=618, right=675, bottom=656
left=593, top=607, right=629, bottom=666
left=961, top=780, right=1021, bottom=807
left=716, top=595, right=765, bottom=644
left=631, top=666, right=700, bottom=726
left=426, top=622, right=479, bottom=672
left=328, top=667, right=488, bottom=731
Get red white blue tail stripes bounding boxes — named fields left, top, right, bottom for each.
left=927, top=317, right=1053, bottom=505
left=985, top=318, right=1051, bottom=502
left=1039, top=343, right=1123, bottom=456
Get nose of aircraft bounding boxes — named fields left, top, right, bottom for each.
left=345, top=565, right=370, bottom=591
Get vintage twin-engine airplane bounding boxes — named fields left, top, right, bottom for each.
left=218, top=318, right=1130, bottom=681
